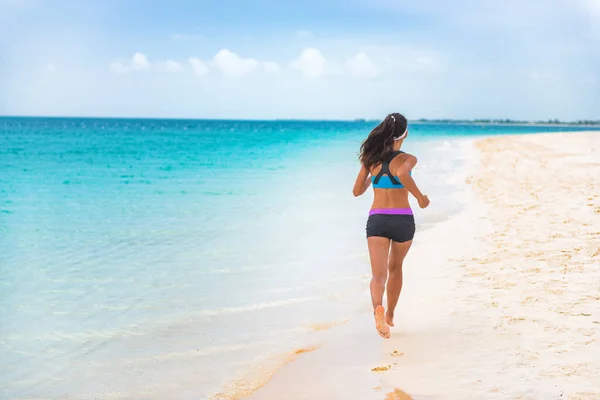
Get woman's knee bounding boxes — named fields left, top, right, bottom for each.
left=388, top=260, right=403, bottom=273
left=371, top=273, right=387, bottom=285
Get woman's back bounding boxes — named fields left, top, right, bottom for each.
left=368, top=151, right=411, bottom=209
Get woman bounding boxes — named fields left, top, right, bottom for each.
left=353, top=113, right=430, bottom=339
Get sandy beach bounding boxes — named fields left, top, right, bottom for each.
left=235, top=131, right=600, bottom=400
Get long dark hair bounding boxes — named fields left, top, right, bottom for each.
left=358, top=113, right=408, bottom=170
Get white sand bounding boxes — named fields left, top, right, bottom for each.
left=240, top=131, right=600, bottom=400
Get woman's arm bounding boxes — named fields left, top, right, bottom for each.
left=395, top=155, right=430, bottom=208
left=352, top=164, right=371, bottom=197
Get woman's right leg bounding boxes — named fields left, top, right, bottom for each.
left=367, top=236, right=391, bottom=338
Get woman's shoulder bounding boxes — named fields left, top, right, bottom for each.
left=390, top=152, right=417, bottom=172
left=401, top=154, right=419, bottom=172
left=398, top=151, right=416, bottom=161
left=393, top=151, right=416, bottom=162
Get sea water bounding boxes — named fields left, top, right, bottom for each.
left=0, top=117, right=594, bottom=399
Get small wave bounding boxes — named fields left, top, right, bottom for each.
left=82, top=327, right=309, bottom=369
left=1, top=298, right=317, bottom=346
left=200, top=296, right=317, bottom=316
left=1, top=326, right=147, bottom=345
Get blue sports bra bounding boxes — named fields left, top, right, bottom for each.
left=371, top=151, right=411, bottom=189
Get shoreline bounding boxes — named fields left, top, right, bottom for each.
left=231, top=131, right=600, bottom=400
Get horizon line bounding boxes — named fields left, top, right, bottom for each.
left=1, top=114, right=600, bottom=125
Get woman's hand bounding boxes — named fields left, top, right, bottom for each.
left=418, top=195, right=430, bottom=209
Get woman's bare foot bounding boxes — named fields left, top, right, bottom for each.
left=386, top=311, right=395, bottom=327
left=374, top=305, right=390, bottom=339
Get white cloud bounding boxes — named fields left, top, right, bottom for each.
left=344, top=53, right=379, bottom=78
left=212, top=49, right=259, bottom=77
left=289, top=48, right=380, bottom=79
left=263, top=61, right=282, bottom=74
left=189, top=57, right=209, bottom=77
left=105, top=48, right=444, bottom=82
left=163, top=60, right=182, bottom=73
left=110, top=52, right=151, bottom=74
left=291, top=48, right=327, bottom=79
left=131, top=52, right=150, bottom=70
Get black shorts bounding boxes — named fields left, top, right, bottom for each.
left=366, top=214, right=416, bottom=243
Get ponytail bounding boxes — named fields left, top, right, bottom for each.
left=358, top=113, right=407, bottom=169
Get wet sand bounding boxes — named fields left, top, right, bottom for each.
left=237, top=131, right=600, bottom=400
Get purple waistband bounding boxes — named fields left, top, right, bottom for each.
left=369, top=208, right=413, bottom=216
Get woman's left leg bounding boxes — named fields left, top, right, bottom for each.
left=385, top=239, right=412, bottom=327
left=367, top=236, right=391, bottom=338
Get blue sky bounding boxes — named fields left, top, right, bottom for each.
left=1, top=0, right=599, bottom=120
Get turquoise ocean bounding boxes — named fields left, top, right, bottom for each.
left=1, top=117, right=596, bottom=399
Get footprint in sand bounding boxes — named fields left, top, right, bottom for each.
left=371, top=365, right=392, bottom=372
left=385, top=388, right=414, bottom=400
